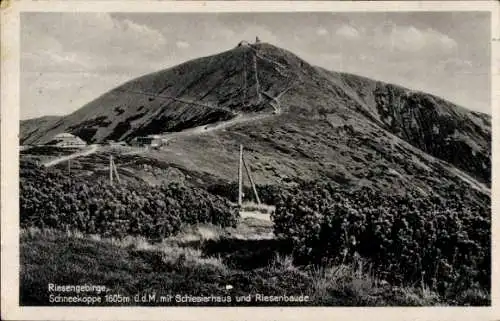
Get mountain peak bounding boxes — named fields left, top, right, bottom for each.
left=20, top=43, right=491, bottom=188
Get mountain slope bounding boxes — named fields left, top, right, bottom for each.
left=21, top=45, right=277, bottom=145
left=20, top=115, right=62, bottom=145
left=20, top=42, right=491, bottom=196
left=319, top=69, right=491, bottom=184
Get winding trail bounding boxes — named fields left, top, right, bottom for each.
left=43, top=144, right=99, bottom=167
left=159, top=113, right=275, bottom=142
left=146, top=48, right=296, bottom=143
left=252, top=53, right=262, bottom=104
left=53, top=47, right=294, bottom=160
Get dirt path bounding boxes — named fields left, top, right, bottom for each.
left=157, top=51, right=297, bottom=141
left=121, top=48, right=295, bottom=154
left=239, top=211, right=271, bottom=222
left=43, top=144, right=99, bottom=167
left=159, top=113, right=275, bottom=142
left=252, top=53, right=262, bottom=103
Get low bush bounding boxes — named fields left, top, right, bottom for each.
left=20, top=161, right=239, bottom=240
left=272, top=181, right=490, bottom=296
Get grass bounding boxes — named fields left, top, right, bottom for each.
left=20, top=222, right=478, bottom=307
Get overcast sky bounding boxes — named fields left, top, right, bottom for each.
left=21, top=12, right=491, bottom=119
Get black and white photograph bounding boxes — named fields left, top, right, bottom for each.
left=1, top=1, right=498, bottom=319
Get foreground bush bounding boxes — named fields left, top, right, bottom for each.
left=272, top=181, right=490, bottom=296
left=20, top=161, right=239, bottom=240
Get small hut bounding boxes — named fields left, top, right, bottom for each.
left=130, top=135, right=162, bottom=148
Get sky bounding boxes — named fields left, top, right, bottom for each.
left=21, top=11, right=491, bottom=119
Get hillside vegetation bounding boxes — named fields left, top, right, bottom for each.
left=20, top=160, right=239, bottom=239
left=273, top=181, right=490, bottom=299
left=19, top=160, right=490, bottom=306
left=22, top=225, right=487, bottom=306
left=19, top=42, right=491, bottom=306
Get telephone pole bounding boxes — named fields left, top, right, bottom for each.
left=238, top=145, right=243, bottom=206
left=243, top=158, right=261, bottom=205
left=109, top=155, right=114, bottom=186
left=112, top=157, right=121, bottom=184
left=237, top=145, right=261, bottom=206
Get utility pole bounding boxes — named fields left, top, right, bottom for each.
left=68, top=159, right=71, bottom=176
left=238, top=144, right=243, bottom=206
left=112, top=158, right=121, bottom=185
left=109, top=155, right=114, bottom=186
left=243, top=158, right=261, bottom=205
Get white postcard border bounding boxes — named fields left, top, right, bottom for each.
left=2, top=1, right=499, bottom=320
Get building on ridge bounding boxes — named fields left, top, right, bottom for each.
left=130, top=135, right=162, bottom=148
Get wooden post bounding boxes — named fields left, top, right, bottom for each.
left=243, top=158, right=261, bottom=205
left=238, top=144, right=243, bottom=206
left=68, top=159, right=71, bottom=176
left=112, top=158, right=121, bottom=185
left=109, top=155, right=114, bottom=186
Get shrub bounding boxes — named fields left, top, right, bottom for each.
left=20, top=162, right=239, bottom=240
left=272, top=181, right=490, bottom=295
